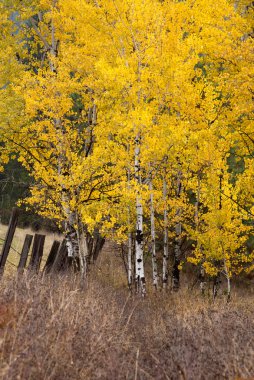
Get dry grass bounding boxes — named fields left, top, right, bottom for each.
left=0, top=223, right=63, bottom=273
left=0, top=270, right=254, bottom=380
left=0, top=233, right=254, bottom=379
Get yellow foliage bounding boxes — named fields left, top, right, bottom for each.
left=0, top=0, right=253, bottom=275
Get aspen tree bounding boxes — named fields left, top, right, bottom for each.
left=195, top=173, right=205, bottom=295
left=172, top=167, right=182, bottom=291
left=162, top=175, right=169, bottom=289
left=0, top=0, right=116, bottom=276
left=149, top=178, right=158, bottom=289
left=127, top=167, right=133, bottom=290
left=134, top=135, right=145, bottom=295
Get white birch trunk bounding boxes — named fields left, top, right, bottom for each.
left=49, top=16, right=80, bottom=262
left=149, top=180, right=158, bottom=289
left=200, top=264, right=205, bottom=295
left=127, top=167, right=133, bottom=290
left=213, top=173, right=224, bottom=299
left=128, top=232, right=133, bottom=290
left=224, top=259, right=231, bottom=302
left=172, top=169, right=182, bottom=291
left=195, top=175, right=205, bottom=295
left=135, top=196, right=145, bottom=295
left=65, top=217, right=79, bottom=259
left=76, top=215, right=88, bottom=281
left=64, top=95, right=96, bottom=267
left=162, top=177, right=169, bottom=288
left=134, top=135, right=145, bottom=296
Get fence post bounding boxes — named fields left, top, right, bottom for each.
left=18, top=234, right=33, bottom=273
left=43, top=240, right=60, bottom=274
left=28, top=234, right=45, bottom=272
left=0, top=208, right=19, bottom=277
left=51, top=239, right=70, bottom=272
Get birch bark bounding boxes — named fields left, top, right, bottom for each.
left=43, top=4, right=83, bottom=267
left=127, top=167, right=133, bottom=290
left=128, top=232, right=133, bottom=290
left=49, top=9, right=80, bottom=261
left=195, top=174, right=205, bottom=295
left=213, top=173, right=223, bottom=300
left=76, top=216, right=89, bottom=282
left=224, top=259, right=231, bottom=302
left=172, top=169, right=182, bottom=290
left=162, top=176, right=169, bottom=288
left=149, top=179, right=158, bottom=289
left=134, top=135, right=146, bottom=296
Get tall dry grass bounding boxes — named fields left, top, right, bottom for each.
left=0, top=270, right=254, bottom=380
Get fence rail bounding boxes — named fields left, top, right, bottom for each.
left=0, top=208, right=67, bottom=277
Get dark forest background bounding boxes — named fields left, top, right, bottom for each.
left=0, top=159, right=59, bottom=231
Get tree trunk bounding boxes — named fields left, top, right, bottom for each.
left=212, top=172, right=224, bottom=299
left=76, top=215, right=88, bottom=283
left=224, top=259, right=231, bottom=302
left=135, top=196, right=145, bottom=296
left=195, top=174, right=205, bottom=294
left=172, top=169, right=182, bottom=291
left=127, top=166, right=133, bottom=290
left=200, top=263, right=205, bottom=295
left=48, top=8, right=81, bottom=266
left=162, top=177, right=169, bottom=288
left=212, top=274, right=220, bottom=301
left=149, top=180, right=158, bottom=289
left=134, top=135, right=146, bottom=297
left=128, top=232, right=133, bottom=290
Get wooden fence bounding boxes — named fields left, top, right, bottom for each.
left=0, top=208, right=70, bottom=277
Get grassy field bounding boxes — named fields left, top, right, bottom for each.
left=0, top=234, right=254, bottom=380
left=0, top=224, right=63, bottom=274
left=0, top=274, right=254, bottom=380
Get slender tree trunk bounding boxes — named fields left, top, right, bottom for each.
left=76, top=215, right=88, bottom=282
left=162, top=176, right=169, bottom=288
left=48, top=6, right=81, bottom=264
left=30, top=3, right=81, bottom=264
left=56, top=119, right=80, bottom=264
left=127, top=166, right=133, bottom=290
left=65, top=226, right=79, bottom=258
left=212, top=274, right=220, bottom=301
left=134, top=135, right=146, bottom=297
left=213, top=172, right=224, bottom=299
left=195, top=174, right=205, bottom=295
left=172, top=169, right=182, bottom=291
left=135, top=196, right=145, bottom=296
left=224, top=259, right=231, bottom=302
left=200, top=262, right=205, bottom=296
left=49, top=7, right=58, bottom=73
left=149, top=180, right=158, bottom=289
left=128, top=232, right=133, bottom=290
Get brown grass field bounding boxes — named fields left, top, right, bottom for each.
left=0, top=230, right=254, bottom=379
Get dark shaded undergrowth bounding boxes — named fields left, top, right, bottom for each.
left=0, top=272, right=254, bottom=380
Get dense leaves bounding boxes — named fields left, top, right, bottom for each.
left=0, top=0, right=253, bottom=285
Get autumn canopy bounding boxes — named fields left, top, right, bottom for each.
left=0, top=0, right=253, bottom=295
